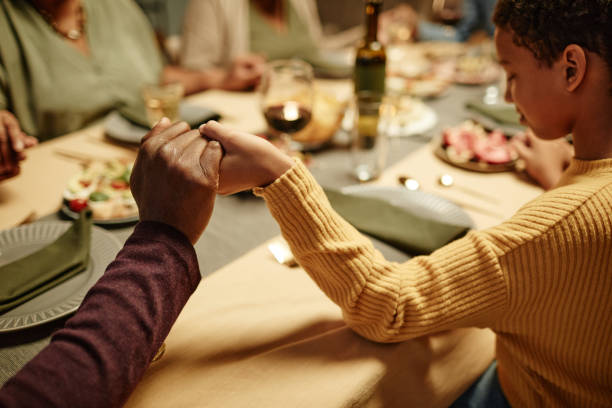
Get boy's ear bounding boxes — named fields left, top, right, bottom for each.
left=562, top=44, right=587, bottom=92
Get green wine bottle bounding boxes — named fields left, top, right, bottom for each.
left=354, top=0, right=386, bottom=96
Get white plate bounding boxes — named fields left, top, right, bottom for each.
left=343, top=98, right=438, bottom=139
left=340, top=185, right=473, bottom=229
left=385, top=102, right=438, bottom=138
left=0, top=222, right=121, bottom=332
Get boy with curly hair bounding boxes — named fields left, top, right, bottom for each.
left=201, top=0, right=612, bottom=406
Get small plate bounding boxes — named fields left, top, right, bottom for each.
left=60, top=204, right=139, bottom=226
left=385, top=101, right=438, bottom=138
left=0, top=222, right=121, bottom=332
left=434, top=144, right=516, bottom=173
left=104, top=103, right=221, bottom=144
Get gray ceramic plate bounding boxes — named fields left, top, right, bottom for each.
left=104, top=103, right=221, bottom=144
left=0, top=222, right=121, bottom=332
left=60, top=203, right=139, bottom=226
left=340, top=185, right=474, bottom=229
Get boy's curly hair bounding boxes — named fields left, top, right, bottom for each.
left=493, top=0, right=612, bottom=75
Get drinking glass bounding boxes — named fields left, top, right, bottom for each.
left=142, top=82, right=184, bottom=127
left=259, top=60, right=314, bottom=151
left=350, top=91, right=390, bottom=182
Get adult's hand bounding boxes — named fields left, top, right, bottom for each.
left=220, top=54, right=266, bottom=91
left=199, top=121, right=294, bottom=195
left=130, top=118, right=223, bottom=244
left=0, top=110, right=37, bottom=181
left=379, top=4, right=419, bottom=44
left=511, top=129, right=574, bottom=190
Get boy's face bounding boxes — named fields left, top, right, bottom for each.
left=495, top=27, right=572, bottom=140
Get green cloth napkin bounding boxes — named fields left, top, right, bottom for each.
left=0, top=211, right=92, bottom=314
left=325, top=188, right=471, bottom=255
left=466, top=100, right=521, bottom=126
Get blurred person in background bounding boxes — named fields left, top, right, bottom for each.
left=0, top=0, right=256, bottom=149
left=180, top=0, right=363, bottom=81
left=382, top=0, right=498, bottom=42
left=0, top=0, right=162, bottom=142
left=421, top=0, right=498, bottom=42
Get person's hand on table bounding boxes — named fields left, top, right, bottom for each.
left=511, top=129, right=574, bottom=190
left=379, top=4, right=419, bottom=43
left=220, top=54, right=266, bottom=91
left=0, top=110, right=38, bottom=181
left=130, top=118, right=223, bottom=244
left=199, top=121, right=294, bottom=195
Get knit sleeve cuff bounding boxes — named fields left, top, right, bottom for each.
left=253, top=159, right=321, bottom=201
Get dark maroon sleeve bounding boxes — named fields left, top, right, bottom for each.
left=0, top=221, right=201, bottom=408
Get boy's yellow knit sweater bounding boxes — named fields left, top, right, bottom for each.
left=255, top=158, right=612, bottom=407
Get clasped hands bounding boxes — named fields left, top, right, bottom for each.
left=131, top=119, right=293, bottom=244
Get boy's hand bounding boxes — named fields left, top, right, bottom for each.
left=131, top=119, right=223, bottom=244
left=511, top=129, right=574, bottom=190
left=199, top=121, right=294, bottom=195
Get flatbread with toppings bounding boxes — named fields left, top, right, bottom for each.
left=63, top=159, right=138, bottom=221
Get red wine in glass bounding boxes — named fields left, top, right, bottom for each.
left=264, top=102, right=312, bottom=134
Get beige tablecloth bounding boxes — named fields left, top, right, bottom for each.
left=126, top=239, right=496, bottom=408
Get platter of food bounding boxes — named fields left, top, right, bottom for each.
left=435, top=120, right=518, bottom=172
left=386, top=75, right=451, bottom=99
left=61, top=159, right=139, bottom=225
left=416, top=41, right=468, bottom=60
left=453, top=55, right=501, bottom=85
left=386, top=45, right=452, bottom=98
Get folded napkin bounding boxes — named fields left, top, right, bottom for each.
left=466, top=100, right=521, bottom=127
left=325, top=187, right=472, bottom=254
left=0, top=211, right=92, bottom=314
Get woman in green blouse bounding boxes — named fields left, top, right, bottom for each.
left=0, top=0, right=163, bottom=143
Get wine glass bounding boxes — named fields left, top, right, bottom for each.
left=259, top=60, right=314, bottom=152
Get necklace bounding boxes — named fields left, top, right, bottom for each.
left=37, top=1, right=86, bottom=41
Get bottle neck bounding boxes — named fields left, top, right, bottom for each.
left=364, top=0, right=382, bottom=43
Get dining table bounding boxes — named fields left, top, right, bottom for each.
left=0, top=76, right=542, bottom=407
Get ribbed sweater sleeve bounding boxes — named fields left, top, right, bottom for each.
left=255, top=162, right=509, bottom=342
left=257, top=159, right=612, bottom=407
left=0, top=221, right=201, bottom=408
